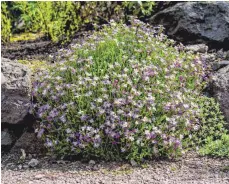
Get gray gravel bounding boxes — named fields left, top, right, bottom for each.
left=2, top=153, right=229, bottom=184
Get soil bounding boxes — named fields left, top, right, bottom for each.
left=1, top=31, right=91, bottom=62
left=1, top=152, right=229, bottom=184
left=1, top=39, right=58, bottom=61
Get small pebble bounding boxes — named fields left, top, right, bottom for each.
left=28, top=159, right=39, bottom=168
left=28, top=154, right=33, bottom=159
left=23, top=165, right=29, bottom=169
left=89, top=160, right=96, bottom=165
left=34, top=174, right=45, bottom=180
left=18, top=165, right=22, bottom=169
left=130, top=160, right=138, bottom=167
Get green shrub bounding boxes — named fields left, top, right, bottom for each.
left=11, top=2, right=82, bottom=42
left=122, top=1, right=155, bottom=19
left=31, top=20, right=221, bottom=162
left=188, top=96, right=227, bottom=149
left=5, top=2, right=155, bottom=43
left=199, top=134, right=229, bottom=158
left=1, top=2, right=12, bottom=43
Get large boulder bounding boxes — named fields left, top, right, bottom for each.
left=1, top=58, right=31, bottom=124
left=150, top=2, right=229, bottom=50
left=212, top=65, right=229, bottom=123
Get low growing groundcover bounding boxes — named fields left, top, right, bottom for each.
left=31, top=19, right=228, bottom=162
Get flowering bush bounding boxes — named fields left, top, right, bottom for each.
left=31, top=19, right=224, bottom=162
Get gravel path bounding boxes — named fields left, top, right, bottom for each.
left=2, top=153, right=229, bottom=184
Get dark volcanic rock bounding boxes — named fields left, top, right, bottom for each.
left=150, top=2, right=229, bottom=50
left=1, top=58, right=31, bottom=124
left=212, top=65, right=229, bottom=123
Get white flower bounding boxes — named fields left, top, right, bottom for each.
left=56, top=76, right=62, bottom=80
left=193, top=125, right=199, bottom=131
left=111, top=123, right=116, bottom=129
left=103, top=75, right=109, bottom=80
left=95, top=134, right=100, bottom=139
left=105, top=121, right=111, bottom=126
left=114, top=99, right=122, bottom=105
left=184, top=119, right=190, bottom=126
left=129, top=136, right=134, bottom=141
left=60, top=67, right=67, bottom=71
left=153, top=127, right=158, bottom=131
left=96, top=98, right=103, bottom=103
left=86, top=126, right=92, bottom=131
left=85, top=91, right=92, bottom=97
left=66, top=128, right=72, bottom=134
left=124, top=68, right=129, bottom=72
left=122, top=83, right=127, bottom=88
left=109, top=64, right=114, bottom=69
left=94, top=143, right=100, bottom=148
left=99, top=109, right=105, bottom=114
left=145, top=130, right=150, bottom=135
left=42, top=89, right=47, bottom=96
left=123, top=121, right=128, bottom=128
left=94, top=76, right=99, bottom=81
left=90, top=104, right=96, bottom=110
left=135, top=121, right=139, bottom=125
left=183, top=104, right=189, bottom=109
left=117, top=109, right=124, bottom=114
left=142, top=117, right=150, bottom=123
left=92, top=81, right=97, bottom=86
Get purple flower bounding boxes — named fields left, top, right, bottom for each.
left=47, top=116, right=53, bottom=122
left=49, top=108, right=59, bottom=118
left=66, top=128, right=72, bottom=134
left=37, top=128, right=45, bottom=138
left=174, top=139, right=181, bottom=149
left=46, top=139, right=53, bottom=147
left=80, top=115, right=88, bottom=121
left=73, top=141, right=78, bottom=146
left=150, top=132, right=156, bottom=139
left=60, top=114, right=67, bottom=123
left=61, top=103, right=68, bottom=110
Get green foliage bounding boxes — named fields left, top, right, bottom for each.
left=197, top=97, right=228, bottom=158
left=11, top=1, right=36, bottom=32
left=122, top=1, right=155, bottom=18
left=18, top=59, right=49, bottom=73
left=199, top=134, right=229, bottom=158
left=1, top=2, right=12, bottom=43
left=10, top=32, right=43, bottom=42
left=185, top=96, right=228, bottom=149
left=30, top=20, right=223, bottom=162
left=2, top=1, right=156, bottom=43
left=11, top=2, right=82, bottom=42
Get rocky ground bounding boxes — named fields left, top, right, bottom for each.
left=1, top=152, right=229, bottom=184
